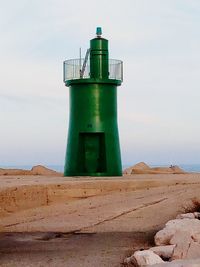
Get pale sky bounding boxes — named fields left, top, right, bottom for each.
left=1, top=0, right=200, bottom=166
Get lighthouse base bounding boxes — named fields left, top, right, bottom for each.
left=64, top=81, right=122, bottom=177
left=64, top=132, right=122, bottom=177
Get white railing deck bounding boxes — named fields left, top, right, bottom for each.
left=63, top=59, right=123, bottom=82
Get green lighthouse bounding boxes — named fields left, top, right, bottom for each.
left=63, top=28, right=123, bottom=176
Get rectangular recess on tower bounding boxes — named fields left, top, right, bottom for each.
left=77, top=133, right=107, bottom=173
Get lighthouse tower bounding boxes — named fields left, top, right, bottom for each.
left=63, top=28, right=123, bottom=176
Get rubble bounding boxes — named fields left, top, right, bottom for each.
left=124, top=250, right=164, bottom=266
left=155, top=218, right=200, bottom=246
left=149, top=245, right=175, bottom=259
left=124, top=212, right=200, bottom=266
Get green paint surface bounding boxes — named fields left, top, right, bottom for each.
left=64, top=30, right=123, bottom=176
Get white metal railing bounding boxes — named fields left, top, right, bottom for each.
left=63, top=59, right=123, bottom=82
left=63, top=58, right=90, bottom=81
left=109, top=59, right=123, bottom=81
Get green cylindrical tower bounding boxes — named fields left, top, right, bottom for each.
left=63, top=28, right=123, bottom=176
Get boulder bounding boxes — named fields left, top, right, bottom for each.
left=128, top=250, right=164, bottom=266
left=155, top=219, right=200, bottom=246
left=155, top=228, right=176, bottom=246
left=149, top=245, right=175, bottom=259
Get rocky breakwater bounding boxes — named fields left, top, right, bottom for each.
left=123, top=162, right=185, bottom=175
left=0, top=165, right=62, bottom=176
left=124, top=212, right=200, bottom=267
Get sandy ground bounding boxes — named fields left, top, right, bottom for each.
left=0, top=173, right=200, bottom=266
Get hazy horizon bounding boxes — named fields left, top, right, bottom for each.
left=1, top=0, right=200, bottom=166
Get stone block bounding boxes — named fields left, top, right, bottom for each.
left=149, top=245, right=175, bottom=259
left=155, top=219, right=200, bottom=246
left=131, top=250, right=164, bottom=266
